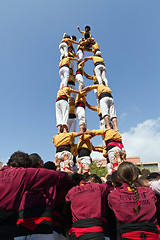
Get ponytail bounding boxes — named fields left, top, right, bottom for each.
left=117, top=162, right=140, bottom=215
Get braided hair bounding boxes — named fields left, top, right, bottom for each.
left=117, top=162, right=140, bottom=214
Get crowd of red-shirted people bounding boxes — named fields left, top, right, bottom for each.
left=1, top=151, right=160, bottom=240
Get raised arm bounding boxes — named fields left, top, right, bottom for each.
left=77, top=26, right=83, bottom=34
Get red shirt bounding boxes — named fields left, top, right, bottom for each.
left=0, top=166, right=67, bottom=211
left=65, top=181, right=110, bottom=223
left=108, top=183, right=157, bottom=223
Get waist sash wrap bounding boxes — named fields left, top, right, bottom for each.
left=99, top=92, right=113, bottom=101
left=69, top=113, right=76, bottom=119
left=76, top=69, right=83, bottom=75
left=78, top=148, right=91, bottom=158
left=69, top=218, right=104, bottom=239
left=56, top=95, right=68, bottom=102
left=94, top=61, right=105, bottom=67
left=68, top=80, right=75, bottom=86
left=118, top=222, right=160, bottom=240
left=56, top=144, right=71, bottom=153
left=75, top=102, right=85, bottom=109
left=105, top=139, right=124, bottom=152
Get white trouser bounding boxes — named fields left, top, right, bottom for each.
left=68, top=118, right=77, bottom=132
left=94, top=64, right=108, bottom=85
left=59, top=66, right=69, bottom=87
left=107, top=163, right=112, bottom=174
left=15, top=234, right=54, bottom=240
left=100, top=118, right=106, bottom=145
left=79, top=156, right=91, bottom=171
left=77, top=49, right=83, bottom=61
left=56, top=151, right=74, bottom=171
left=100, top=96, right=116, bottom=119
left=75, top=106, right=86, bottom=127
left=59, top=42, right=68, bottom=59
left=108, top=146, right=125, bottom=164
left=68, top=84, right=76, bottom=99
left=56, top=99, right=69, bottom=127
left=95, top=50, right=102, bottom=56
left=75, top=74, right=85, bottom=88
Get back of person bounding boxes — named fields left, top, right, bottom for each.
left=108, top=162, right=160, bottom=240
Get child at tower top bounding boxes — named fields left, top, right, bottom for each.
left=77, top=25, right=92, bottom=39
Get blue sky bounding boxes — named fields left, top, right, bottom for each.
left=1, top=0, right=160, bottom=164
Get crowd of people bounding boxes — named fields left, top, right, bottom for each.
left=1, top=26, right=160, bottom=240
left=1, top=151, right=160, bottom=240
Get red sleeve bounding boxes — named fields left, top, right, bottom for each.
left=25, top=168, right=68, bottom=190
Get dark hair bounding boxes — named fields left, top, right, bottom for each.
left=29, top=153, right=42, bottom=168
left=111, top=171, right=122, bottom=187
left=72, top=173, right=83, bottom=186
left=83, top=172, right=90, bottom=181
left=7, top=151, right=32, bottom=168
left=84, top=174, right=102, bottom=183
left=141, top=169, right=150, bottom=179
left=85, top=25, right=91, bottom=31
left=117, top=162, right=140, bottom=214
left=72, top=35, right=77, bottom=41
left=43, top=161, right=56, bottom=171
left=147, top=172, right=160, bottom=180
left=64, top=34, right=70, bottom=39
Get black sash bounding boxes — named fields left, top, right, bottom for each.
left=78, top=148, right=91, bottom=158
left=56, top=144, right=71, bottom=153
left=99, top=92, right=113, bottom=101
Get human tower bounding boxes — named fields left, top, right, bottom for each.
left=52, top=25, right=126, bottom=174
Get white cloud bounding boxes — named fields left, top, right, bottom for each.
left=122, top=117, right=160, bottom=162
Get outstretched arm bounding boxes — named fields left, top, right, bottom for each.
left=92, top=146, right=104, bottom=152
left=77, top=26, right=83, bottom=34
left=84, top=57, right=91, bottom=62
left=84, top=71, right=93, bottom=80
left=71, top=89, right=80, bottom=94
left=86, top=101, right=97, bottom=111
left=70, top=39, right=79, bottom=45
left=69, top=57, right=78, bottom=62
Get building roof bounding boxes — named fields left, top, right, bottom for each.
left=126, top=157, right=141, bottom=164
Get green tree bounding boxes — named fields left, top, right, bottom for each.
left=91, top=162, right=108, bottom=177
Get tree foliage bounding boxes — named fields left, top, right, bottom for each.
left=91, top=162, right=108, bottom=177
